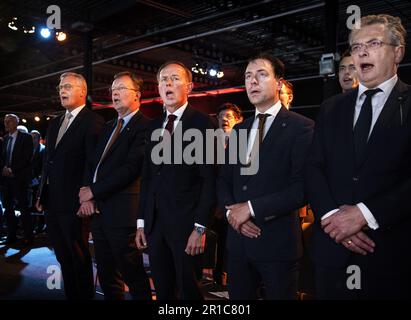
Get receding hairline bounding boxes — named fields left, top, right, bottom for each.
left=60, top=72, right=87, bottom=91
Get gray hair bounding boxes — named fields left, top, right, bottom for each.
left=60, top=72, right=88, bottom=92
left=349, top=14, right=406, bottom=47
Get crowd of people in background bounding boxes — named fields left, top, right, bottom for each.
left=0, top=13, right=410, bottom=300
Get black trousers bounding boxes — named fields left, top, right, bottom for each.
left=91, top=218, right=151, bottom=300
left=147, top=222, right=203, bottom=300
left=2, top=177, right=33, bottom=241
left=45, top=211, right=94, bottom=300
left=315, top=258, right=411, bottom=300
left=227, top=254, right=300, bottom=300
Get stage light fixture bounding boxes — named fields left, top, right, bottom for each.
left=8, top=17, right=18, bottom=31
left=217, top=71, right=224, bottom=78
left=40, top=28, right=51, bottom=39
left=34, top=116, right=40, bottom=122
left=46, top=117, right=51, bottom=121
left=22, top=118, right=27, bottom=123
left=56, top=31, right=67, bottom=41
left=208, top=69, right=217, bottom=77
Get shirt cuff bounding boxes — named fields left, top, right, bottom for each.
left=226, top=209, right=231, bottom=218
left=194, top=223, right=206, bottom=229
left=321, top=208, right=339, bottom=220
left=248, top=200, right=255, bottom=218
left=356, top=202, right=379, bottom=230
left=137, top=219, right=144, bottom=229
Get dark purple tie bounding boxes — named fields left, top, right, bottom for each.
left=164, top=114, right=177, bottom=135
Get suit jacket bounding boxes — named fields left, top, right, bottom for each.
left=38, top=107, right=104, bottom=213
left=85, top=111, right=149, bottom=227
left=31, top=143, right=45, bottom=185
left=305, top=79, right=411, bottom=269
left=1, top=131, right=33, bottom=183
left=218, top=106, right=314, bottom=261
left=138, top=105, right=216, bottom=241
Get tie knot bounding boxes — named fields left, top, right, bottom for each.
left=257, top=113, right=270, bottom=122
left=168, top=114, right=177, bottom=122
left=363, top=88, right=382, bottom=98
left=66, top=112, right=73, bottom=119
left=118, top=118, right=124, bottom=126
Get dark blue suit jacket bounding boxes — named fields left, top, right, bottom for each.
left=218, top=106, right=314, bottom=261
left=305, top=80, right=411, bottom=271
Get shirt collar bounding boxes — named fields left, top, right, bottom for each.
left=254, top=100, right=282, bottom=118
left=119, top=109, right=139, bottom=127
left=66, top=104, right=85, bottom=118
left=165, top=102, right=188, bottom=120
left=358, top=74, right=398, bottom=98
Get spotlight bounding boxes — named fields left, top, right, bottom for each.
left=34, top=116, right=41, bottom=122
left=209, top=69, right=217, bottom=77
left=40, top=28, right=51, bottom=39
left=217, top=71, right=224, bottom=78
left=46, top=117, right=51, bottom=121
left=191, top=63, right=200, bottom=74
left=22, top=118, right=27, bottom=123
left=56, top=31, right=67, bottom=41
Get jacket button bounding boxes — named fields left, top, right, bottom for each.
left=242, top=185, right=247, bottom=191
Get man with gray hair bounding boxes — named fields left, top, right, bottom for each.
left=305, top=14, right=411, bottom=299
left=1, top=113, right=33, bottom=245
left=37, top=72, right=104, bottom=299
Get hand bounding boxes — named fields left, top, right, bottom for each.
left=135, top=228, right=148, bottom=250
left=76, top=200, right=96, bottom=217
left=2, top=166, right=13, bottom=177
left=226, top=202, right=251, bottom=232
left=79, top=186, right=94, bottom=203
left=240, top=220, right=261, bottom=238
left=341, top=231, right=375, bottom=255
left=185, top=229, right=205, bottom=256
left=35, top=199, right=43, bottom=212
left=321, top=205, right=367, bottom=243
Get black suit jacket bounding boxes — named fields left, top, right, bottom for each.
left=1, top=131, right=33, bottom=183
left=85, top=111, right=149, bottom=227
left=38, top=107, right=104, bottom=213
left=138, top=105, right=216, bottom=241
left=218, top=106, right=314, bottom=261
left=31, top=143, right=45, bottom=183
left=305, top=79, right=411, bottom=269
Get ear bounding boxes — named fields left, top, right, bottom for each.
left=187, top=82, right=193, bottom=94
left=135, top=91, right=141, bottom=101
left=276, top=78, right=283, bottom=92
left=394, top=45, right=405, bottom=64
left=289, top=93, right=294, bottom=104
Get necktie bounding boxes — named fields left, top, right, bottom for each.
left=353, top=88, right=382, bottom=165
left=256, top=113, right=270, bottom=145
left=248, top=113, right=271, bottom=164
left=6, top=136, right=13, bottom=166
left=99, top=118, right=124, bottom=164
left=55, top=112, right=73, bottom=147
left=164, top=114, right=177, bottom=135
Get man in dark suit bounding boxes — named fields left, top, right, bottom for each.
left=78, top=71, right=151, bottom=300
left=218, top=53, right=314, bottom=299
left=135, top=61, right=216, bottom=300
left=36, top=72, right=104, bottom=300
left=1, top=114, right=33, bottom=245
left=305, top=14, right=411, bottom=299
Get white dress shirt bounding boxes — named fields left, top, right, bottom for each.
left=65, top=104, right=85, bottom=129
left=227, top=100, right=282, bottom=219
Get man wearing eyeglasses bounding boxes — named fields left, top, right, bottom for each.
left=36, top=72, right=104, bottom=300
left=338, top=50, right=360, bottom=93
left=305, top=14, right=411, bottom=299
left=77, top=71, right=152, bottom=300
left=135, top=61, right=216, bottom=300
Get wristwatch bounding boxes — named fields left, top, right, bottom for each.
left=194, top=225, right=206, bottom=235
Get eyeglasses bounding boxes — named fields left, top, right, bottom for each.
left=109, top=86, right=138, bottom=94
left=350, top=39, right=398, bottom=54
left=56, top=84, right=81, bottom=92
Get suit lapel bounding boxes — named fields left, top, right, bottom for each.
left=360, top=80, right=410, bottom=168
left=54, top=107, right=88, bottom=150
left=102, top=111, right=142, bottom=161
